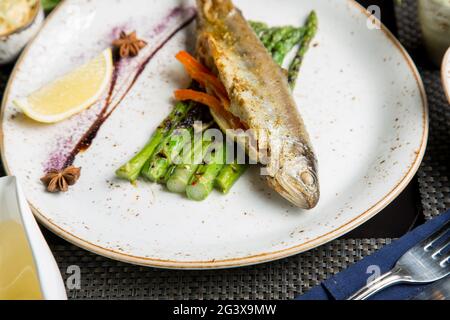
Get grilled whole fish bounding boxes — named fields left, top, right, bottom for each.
left=196, top=0, right=320, bottom=209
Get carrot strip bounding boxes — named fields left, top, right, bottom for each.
left=176, top=51, right=211, bottom=75
left=175, top=51, right=229, bottom=106
left=174, top=52, right=241, bottom=128
left=174, top=89, right=240, bottom=129
left=174, top=89, right=223, bottom=113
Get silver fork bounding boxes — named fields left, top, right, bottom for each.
left=348, top=221, right=450, bottom=300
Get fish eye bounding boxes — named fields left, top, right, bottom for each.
left=300, top=171, right=315, bottom=187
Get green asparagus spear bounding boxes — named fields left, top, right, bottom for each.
left=160, top=165, right=177, bottom=184
left=259, top=26, right=279, bottom=48
left=166, top=138, right=212, bottom=193
left=162, top=127, right=195, bottom=162
left=141, top=127, right=194, bottom=182
left=266, top=26, right=296, bottom=53
left=115, top=101, right=194, bottom=182
left=42, top=0, right=61, bottom=12
left=186, top=142, right=225, bottom=201
left=141, top=105, right=213, bottom=182
left=249, top=21, right=269, bottom=38
left=215, top=162, right=248, bottom=194
left=141, top=157, right=172, bottom=182
left=288, top=11, right=318, bottom=88
left=141, top=128, right=194, bottom=182
left=271, top=27, right=305, bottom=65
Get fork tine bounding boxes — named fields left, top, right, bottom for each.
left=431, top=237, right=450, bottom=259
left=439, top=254, right=449, bottom=268
left=423, top=221, right=450, bottom=252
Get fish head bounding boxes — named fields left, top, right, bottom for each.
left=266, top=142, right=320, bottom=209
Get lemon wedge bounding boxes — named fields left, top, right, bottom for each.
left=14, top=48, right=113, bottom=123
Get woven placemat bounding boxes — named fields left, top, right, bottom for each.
left=50, top=239, right=390, bottom=300
left=395, top=0, right=450, bottom=220
left=0, top=1, right=447, bottom=300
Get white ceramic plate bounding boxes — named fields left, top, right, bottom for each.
left=1, top=0, right=427, bottom=269
left=442, top=47, right=450, bottom=104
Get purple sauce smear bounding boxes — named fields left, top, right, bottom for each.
left=43, top=6, right=197, bottom=173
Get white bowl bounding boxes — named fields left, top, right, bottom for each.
left=0, top=2, right=44, bottom=65
left=0, top=176, right=66, bottom=300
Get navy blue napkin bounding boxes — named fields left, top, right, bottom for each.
left=297, top=210, right=450, bottom=300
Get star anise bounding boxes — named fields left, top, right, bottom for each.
left=113, top=31, right=147, bottom=58
left=41, top=166, right=81, bottom=193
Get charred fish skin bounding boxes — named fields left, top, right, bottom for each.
left=196, top=0, right=320, bottom=209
